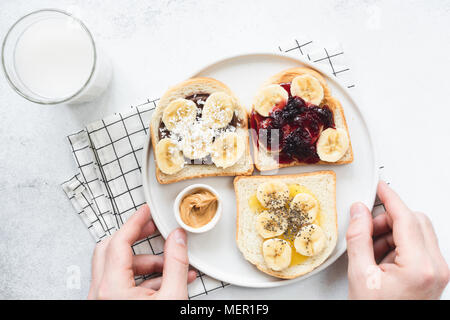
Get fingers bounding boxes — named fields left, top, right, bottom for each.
left=114, top=205, right=152, bottom=246
left=140, top=270, right=197, bottom=291
left=102, top=205, right=154, bottom=288
left=346, top=202, right=376, bottom=275
left=377, top=181, right=424, bottom=262
left=91, top=237, right=110, bottom=280
left=137, top=219, right=157, bottom=242
left=373, top=233, right=394, bottom=262
left=140, top=277, right=162, bottom=291
left=132, top=254, right=164, bottom=276
left=188, top=270, right=198, bottom=283
left=415, top=213, right=449, bottom=274
left=87, top=237, right=111, bottom=299
left=373, top=213, right=392, bottom=237
left=380, top=249, right=397, bottom=265
left=159, top=228, right=190, bottom=299
left=377, top=181, right=410, bottom=217
left=415, top=213, right=440, bottom=256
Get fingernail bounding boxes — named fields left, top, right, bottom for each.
left=350, top=202, right=365, bottom=219
left=174, top=228, right=186, bottom=247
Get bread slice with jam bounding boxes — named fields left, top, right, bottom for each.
left=250, top=67, right=353, bottom=171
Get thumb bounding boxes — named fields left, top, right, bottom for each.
left=159, top=228, right=189, bottom=299
left=346, top=202, right=376, bottom=276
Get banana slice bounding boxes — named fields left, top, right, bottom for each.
left=290, top=193, right=319, bottom=223
left=162, top=98, right=197, bottom=131
left=294, top=224, right=326, bottom=257
left=181, top=124, right=214, bottom=160
left=255, top=211, right=288, bottom=239
left=211, top=132, right=245, bottom=168
left=202, top=92, right=234, bottom=129
left=253, top=84, right=289, bottom=117
left=290, top=74, right=324, bottom=105
left=256, top=181, right=289, bottom=209
left=316, top=128, right=349, bottom=162
left=262, top=238, right=292, bottom=271
left=155, top=138, right=184, bottom=175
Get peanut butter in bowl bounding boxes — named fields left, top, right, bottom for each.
left=174, top=184, right=222, bottom=233
left=179, top=189, right=218, bottom=228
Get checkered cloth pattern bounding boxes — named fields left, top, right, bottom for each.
left=61, top=38, right=386, bottom=299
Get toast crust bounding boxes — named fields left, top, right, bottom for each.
left=150, top=77, right=253, bottom=184
left=234, top=171, right=338, bottom=279
left=252, top=67, right=354, bottom=171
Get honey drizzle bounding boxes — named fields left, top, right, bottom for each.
left=248, top=184, right=322, bottom=267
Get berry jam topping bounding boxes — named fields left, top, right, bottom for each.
left=250, top=83, right=335, bottom=164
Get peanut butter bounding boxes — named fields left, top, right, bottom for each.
left=179, top=189, right=218, bottom=228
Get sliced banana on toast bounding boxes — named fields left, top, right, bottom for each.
left=202, top=92, right=235, bottom=129
left=155, top=138, right=184, bottom=175
left=253, top=84, right=289, bottom=117
left=290, top=193, right=319, bottom=223
left=211, top=131, right=245, bottom=168
left=151, top=77, right=253, bottom=183
left=262, top=238, right=292, bottom=271
left=290, top=74, right=324, bottom=105
left=256, top=181, right=289, bottom=209
left=162, top=98, right=197, bottom=131
left=294, top=224, right=326, bottom=257
left=255, top=210, right=288, bottom=239
left=316, top=128, right=349, bottom=162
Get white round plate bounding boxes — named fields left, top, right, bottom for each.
left=142, top=52, right=378, bottom=288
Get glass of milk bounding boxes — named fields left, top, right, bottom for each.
left=2, top=9, right=112, bottom=104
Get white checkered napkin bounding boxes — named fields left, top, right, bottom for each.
left=62, top=131, right=118, bottom=242
left=84, top=103, right=153, bottom=225
left=62, top=174, right=117, bottom=241
left=61, top=38, right=385, bottom=299
left=278, top=37, right=355, bottom=89
left=61, top=101, right=229, bottom=298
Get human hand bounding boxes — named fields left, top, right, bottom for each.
left=346, top=181, right=449, bottom=299
left=87, top=204, right=197, bottom=300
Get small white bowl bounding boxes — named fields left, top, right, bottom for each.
left=173, top=184, right=222, bottom=233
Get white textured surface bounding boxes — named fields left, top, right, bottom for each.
left=0, top=0, right=449, bottom=299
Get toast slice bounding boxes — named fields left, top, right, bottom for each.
left=150, top=77, right=253, bottom=184
left=234, top=171, right=338, bottom=279
left=252, top=67, right=353, bottom=171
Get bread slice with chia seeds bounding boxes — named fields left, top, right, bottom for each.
left=234, top=171, right=338, bottom=279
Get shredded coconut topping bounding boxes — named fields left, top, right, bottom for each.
left=159, top=95, right=239, bottom=164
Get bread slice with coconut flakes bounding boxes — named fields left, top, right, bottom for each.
left=150, top=77, right=253, bottom=184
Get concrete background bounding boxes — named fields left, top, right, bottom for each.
left=0, top=0, right=449, bottom=299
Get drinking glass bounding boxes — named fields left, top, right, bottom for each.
left=2, top=9, right=112, bottom=105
